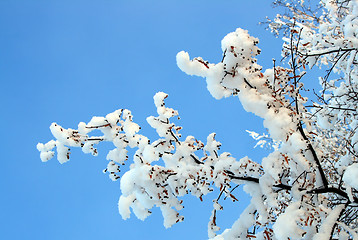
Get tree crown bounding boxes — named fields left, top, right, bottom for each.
left=38, top=0, right=358, bottom=239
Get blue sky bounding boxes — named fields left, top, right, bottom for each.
left=0, top=1, right=283, bottom=239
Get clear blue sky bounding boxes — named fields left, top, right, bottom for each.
left=0, top=1, right=283, bottom=239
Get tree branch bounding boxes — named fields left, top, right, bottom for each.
left=299, top=48, right=357, bottom=57
left=227, top=172, right=357, bottom=204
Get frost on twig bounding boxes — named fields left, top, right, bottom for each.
left=246, top=130, right=281, bottom=150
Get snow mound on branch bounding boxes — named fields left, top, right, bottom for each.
left=273, top=202, right=305, bottom=240
left=343, top=163, right=358, bottom=190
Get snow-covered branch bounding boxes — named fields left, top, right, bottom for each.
left=38, top=0, right=358, bottom=238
